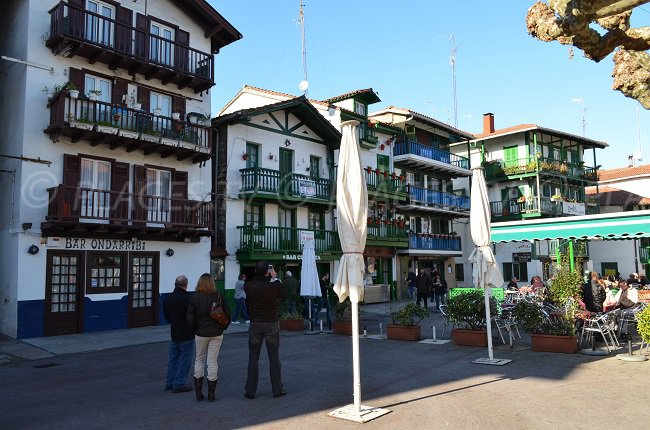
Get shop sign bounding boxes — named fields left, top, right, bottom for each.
left=62, top=238, right=147, bottom=251
left=562, top=202, right=585, bottom=216
left=299, top=179, right=316, bottom=197
left=300, top=230, right=315, bottom=245
left=282, top=254, right=321, bottom=261
left=512, top=252, right=531, bottom=263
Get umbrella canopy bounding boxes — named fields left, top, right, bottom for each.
left=300, top=241, right=320, bottom=298
left=468, top=167, right=504, bottom=289
left=467, top=166, right=504, bottom=361
left=333, top=120, right=368, bottom=303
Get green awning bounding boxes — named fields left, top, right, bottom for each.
left=491, top=210, right=650, bottom=242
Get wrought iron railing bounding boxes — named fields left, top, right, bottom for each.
left=46, top=185, right=211, bottom=229
left=409, top=186, right=470, bottom=210
left=490, top=196, right=599, bottom=218
left=237, top=225, right=341, bottom=254
left=394, top=140, right=470, bottom=169
left=239, top=167, right=334, bottom=201
left=484, top=156, right=597, bottom=181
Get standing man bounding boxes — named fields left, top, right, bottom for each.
left=314, top=273, right=332, bottom=329
left=283, top=270, right=299, bottom=314
left=163, top=275, right=194, bottom=393
left=244, top=261, right=287, bottom=399
left=406, top=270, right=417, bottom=301
left=232, top=273, right=250, bottom=324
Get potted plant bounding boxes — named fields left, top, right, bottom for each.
left=152, top=106, right=161, bottom=116
left=512, top=253, right=581, bottom=353
left=332, top=297, right=360, bottom=335
left=636, top=305, right=650, bottom=346
left=386, top=302, right=428, bottom=341
left=88, top=89, right=102, bottom=101
left=446, top=289, right=496, bottom=346
left=279, top=310, right=304, bottom=331
left=66, top=83, right=79, bottom=99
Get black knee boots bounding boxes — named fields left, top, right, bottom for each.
left=194, top=377, right=204, bottom=401
left=207, top=379, right=217, bottom=402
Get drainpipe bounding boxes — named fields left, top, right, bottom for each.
left=634, top=238, right=639, bottom=274
left=534, top=132, right=541, bottom=213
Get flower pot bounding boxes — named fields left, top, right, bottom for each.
left=530, top=334, right=577, bottom=353
left=279, top=319, right=304, bottom=331
left=172, top=112, right=181, bottom=120
left=88, top=94, right=98, bottom=101
left=332, top=321, right=362, bottom=336
left=69, top=90, right=79, bottom=99
left=189, top=116, right=198, bottom=124
left=451, top=328, right=488, bottom=347
left=133, top=103, right=142, bottom=111
left=386, top=324, right=421, bottom=341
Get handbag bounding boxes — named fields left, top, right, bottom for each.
left=210, top=299, right=229, bottom=326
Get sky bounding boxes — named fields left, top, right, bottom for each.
left=208, top=0, right=650, bottom=170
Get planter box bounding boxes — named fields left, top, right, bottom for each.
left=332, top=321, right=363, bottom=336
left=530, top=334, right=577, bottom=354
left=69, top=121, right=94, bottom=131
left=118, top=129, right=140, bottom=139
left=451, top=328, right=488, bottom=347
left=279, top=319, right=304, bottom=331
left=96, top=125, right=118, bottom=135
left=140, top=133, right=161, bottom=143
left=386, top=324, right=421, bottom=341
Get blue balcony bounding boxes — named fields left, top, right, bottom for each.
left=407, top=186, right=470, bottom=214
left=408, top=234, right=461, bottom=252
left=393, top=140, right=470, bottom=176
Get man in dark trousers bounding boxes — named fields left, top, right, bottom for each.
left=244, top=261, right=287, bottom=399
left=163, top=275, right=194, bottom=393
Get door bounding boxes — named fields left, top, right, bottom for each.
left=128, top=253, right=159, bottom=328
left=44, top=251, right=83, bottom=336
left=278, top=207, right=296, bottom=250
left=376, top=154, right=390, bottom=191
left=84, top=74, right=112, bottom=122
left=279, top=148, right=294, bottom=196
left=145, top=168, right=171, bottom=224
left=600, top=262, right=618, bottom=279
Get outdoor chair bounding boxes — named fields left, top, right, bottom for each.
left=579, top=311, right=620, bottom=352
left=618, top=302, right=645, bottom=337
left=492, top=304, right=521, bottom=346
left=438, top=304, right=457, bottom=338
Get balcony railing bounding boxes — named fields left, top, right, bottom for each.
left=408, top=234, right=461, bottom=252
left=239, top=167, right=334, bottom=203
left=366, top=221, right=408, bottom=244
left=364, top=169, right=407, bottom=199
left=46, top=2, right=213, bottom=92
left=640, top=246, right=650, bottom=264
left=490, top=197, right=599, bottom=218
left=46, top=92, right=211, bottom=162
left=409, top=186, right=470, bottom=211
left=45, top=185, right=211, bottom=229
left=394, top=140, right=470, bottom=170
left=484, top=156, right=597, bottom=182
left=237, top=225, right=341, bottom=254
left=358, top=123, right=378, bottom=146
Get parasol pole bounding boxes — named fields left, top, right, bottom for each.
left=351, top=293, right=361, bottom=410
left=483, top=271, right=494, bottom=360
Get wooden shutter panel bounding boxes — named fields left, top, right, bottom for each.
left=173, top=95, right=185, bottom=119
left=69, top=0, right=83, bottom=6
left=63, top=154, right=80, bottom=186
left=175, top=29, right=190, bottom=72
left=68, top=0, right=85, bottom=38
left=133, top=165, right=146, bottom=224
left=69, top=68, right=84, bottom=94
left=115, top=6, right=133, bottom=54
left=138, top=86, right=150, bottom=112
left=112, top=78, right=128, bottom=106
left=135, top=13, right=150, bottom=59
left=172, top=171, right=188, bottom=199
left=111, top=161, right=129, bottom=223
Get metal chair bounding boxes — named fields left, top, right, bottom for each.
left=579, top=311, right=620, bottom=352
left=438, top=304, right=457, bottom=338
left=493, top=304, right=521, bottom=346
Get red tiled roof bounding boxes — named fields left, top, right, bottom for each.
left=597, top=164, right=650, bottom=181
left=324, top=88, right=378, bottom=103
left=473, top=124, right=537, bottom=139
left=585, top=185, right=650, bottom=206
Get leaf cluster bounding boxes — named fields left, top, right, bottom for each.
left=391, top=302, right=428, bottom=327
left=446, top=289, right=496, bottom=330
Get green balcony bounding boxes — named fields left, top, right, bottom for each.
left=236, top=225, right=341, bottom=262
left=359, top=123, right=378, bottom=148
left=364, top=168, right=408, bottom=201
left=366, top=220, right=409, bottom=247
left=490, top=196, right=599, bottom=220
left=484, top=157, right=597, bottom=183
left=640, top=246, right=650, bottom=265
left=239, top=167, right=334, bottom=207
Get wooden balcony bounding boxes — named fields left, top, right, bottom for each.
left=46, top=2, right=213, bottom=92
left=490, top=196, right=600, bottom=220
left=42, top=184, right=211, bottom=241
left=403, top=186, right=470, bottom=216
left=484, top=156, right=598, bottom=183
left=364, top=168, right=408, bottom=201
left=393, top=140, right=470, bottom=177
left=236, top=225, right=341, bottom=261
left=366, top=221, right=408, bottom=247
left=45, top=92, right=211, bottom=163
left=239, top=167, right=334, bottom=207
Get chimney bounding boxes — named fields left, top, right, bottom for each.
left=483, top=113, right=495, bottom=134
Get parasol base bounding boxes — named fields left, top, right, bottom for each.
left=579, top=348, right=609, bottom=356
left=419, top=339, right=451, bottom=345
left=472, top=357, right=512, bottom=366
left=616, top=353, right=648, bottom=362
left=328, top=404, right=391, bottom=423
left=304, top=330, right=321, bottom=335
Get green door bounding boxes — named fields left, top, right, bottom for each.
left=279, top=148, right=294, bottom=196
left=600, top=262, right=618, bottom=278
left=309, top=156, right=320, bottom=179
left=278, top=207, right=296, bottom=250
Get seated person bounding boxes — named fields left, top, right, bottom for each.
left=506, top=277, right=519, bottom=291
left=531, top=276, right=545, bottom=294
left=616, top=280, right=639, bottom=310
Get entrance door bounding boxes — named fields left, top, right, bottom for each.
left=279, top=148, right=294, bottom=196
left=44, top=251, right=83, bottom=336
left=128, top=253, right=159, bottom=327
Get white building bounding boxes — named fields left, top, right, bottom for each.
left=0, top=0, right=240, bottom=338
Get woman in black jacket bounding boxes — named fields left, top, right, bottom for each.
left=187, top=273, right=231, bottom=402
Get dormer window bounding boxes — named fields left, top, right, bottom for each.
left=354, top=101, right=366, bottom=116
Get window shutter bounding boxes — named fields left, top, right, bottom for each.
left=69, top=68, right=84, bottom=94
left=112, top=78, right=128, bottom=106
left=173, top=95, right=185, bottom=119
left=172, top=171, right=188, bottom=199
left=175, top=29, right=190, bottom=72
left=133, top=165, right=146, bottom=224
left=111, top=161, right=129, bottom=223
left=135, top=13, right=150, bottom=59
left=69, top=0, right=83, bottom=6
left=115, top=6, right=133, bottom=54
left=63, top=154, right=80, bottom=186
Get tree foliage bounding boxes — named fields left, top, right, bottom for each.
left=527, top=0, right=650, bottom=108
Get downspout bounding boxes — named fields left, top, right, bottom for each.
left=534, top=132, right=541, bottom=213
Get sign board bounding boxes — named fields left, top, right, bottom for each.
left=61, top=238, right=147, bottom=251
left=638, top=290, right=650, bottom=302
left=562, top=201, right=586, bottom=216
left=512, top=252, right=531, bottom=263
left=300, top=230, right=315, bottom=245
left=282, top=254, right=321, bottom=261
left=299, top=179, right=316, bottom=197
left=513, top=242, right=532, bottom=253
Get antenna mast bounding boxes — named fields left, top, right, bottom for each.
left=298, top=0, right=309, bottom=96
left=449, top=34, right=458, bottom=128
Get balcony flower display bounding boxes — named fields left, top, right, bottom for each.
left=551, top=194, right=562, bottom=202
left=517, top=196, right=526, bottom=203
left=365, top=166, right=373, bottom=174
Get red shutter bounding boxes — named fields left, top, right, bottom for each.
left=63, top=154, right=80, bottom=186
left=133, top=165, right=147, bottom=224
left=111, top=161, right=130, bottom=223
left=135, top=13, right=150, bottom=59
left=69, top=68, right=84, bottom=94
left=115, top=6, right=133, bottom=54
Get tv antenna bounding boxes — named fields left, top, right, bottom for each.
left=298, top=0, right=309, bottom=96
left=449, top=34, right=458, bottom=128
left=571, top=97, right=586, bottom=137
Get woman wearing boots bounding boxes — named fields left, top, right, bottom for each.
left=187, top=273, right=231, bottom=402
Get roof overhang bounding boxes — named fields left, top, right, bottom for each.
left=171, top=0, right=242, bottom=53
left=491, top=210, right=650, bottom=242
